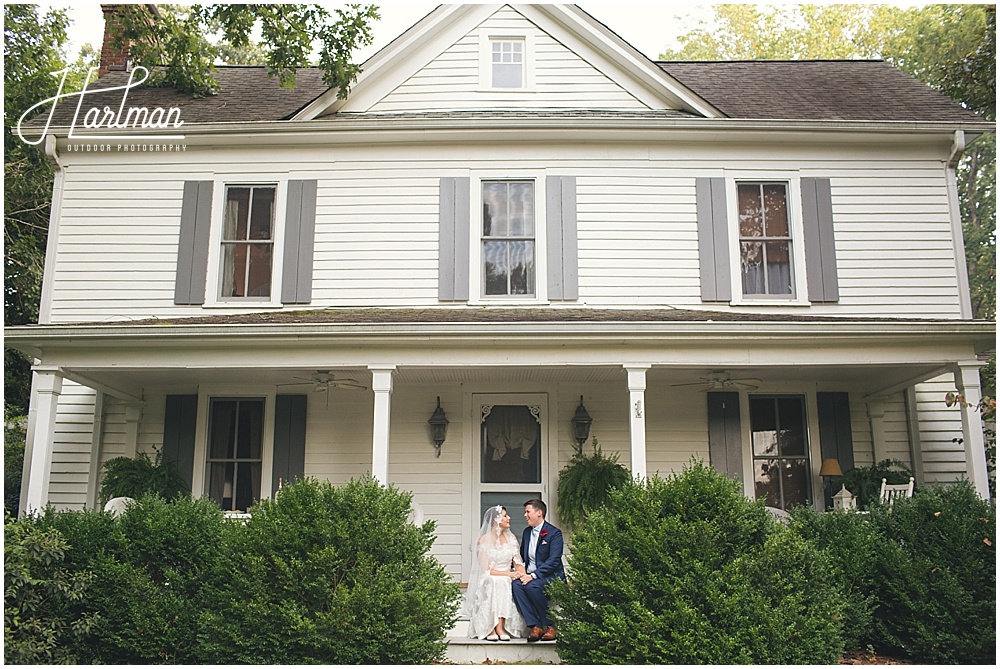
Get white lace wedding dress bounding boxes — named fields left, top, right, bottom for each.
left=467, top=536, right=527, bottom=638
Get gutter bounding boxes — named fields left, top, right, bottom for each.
left=21, top=116, right=995, bottom=143
left=5, top=319, right=995, bottom=345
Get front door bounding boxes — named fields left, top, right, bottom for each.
left=473, top=393, right=548, bottom=541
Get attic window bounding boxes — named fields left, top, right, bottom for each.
left=491, top=39, right=524, bottom=88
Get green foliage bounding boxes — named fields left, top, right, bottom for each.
left=37, top=495, right=228, bottom=664
left=788, top=506, right=882, bottom=650
left=4, top=511, right=99, bottom=664
left=109, top=3, right=379, bottom=97
left=4, top=5, right=98, bottom=415
left=556, top=439, right=631, bottom=529
left=27, top=478, right=459, bottom=664
left=549, top=461, right=845, bottom=664
left=866, top=482, right=995, bottom=663
left=98, top=449, right=189, bottom=504
left=4, top=415, right=26, bottom=516
left=199, top=477, right=460, bottom=664
left=836, top=459, right=913, bottom=510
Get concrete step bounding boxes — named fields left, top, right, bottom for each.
left=445, top=617, right=560, bottom=664
left=445, top=636, right=559, bottom=664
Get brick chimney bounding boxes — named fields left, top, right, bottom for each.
left=99, top=4, right=159, bottom=77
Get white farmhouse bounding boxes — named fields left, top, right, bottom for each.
left=8, top=4, right=994, bottom=586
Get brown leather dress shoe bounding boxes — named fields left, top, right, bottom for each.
left=541, top=626, right=558, bottom=641
left=527, top=626, right=545, bottom=642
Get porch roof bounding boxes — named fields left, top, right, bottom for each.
left=15, top=306, right=998, bottom=327
left=5, top=309, right=992, bottom=407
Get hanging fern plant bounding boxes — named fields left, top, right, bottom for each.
left=99, top=448, right=189, bottom=504
left=557, top=439, right=631, bottom=530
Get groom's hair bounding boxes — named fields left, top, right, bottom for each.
left=524, top=499, right=547, bottom=517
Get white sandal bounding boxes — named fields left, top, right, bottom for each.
left=485, top=633, right=499, bottom=642
left=499, top=633, right=511, bottom=641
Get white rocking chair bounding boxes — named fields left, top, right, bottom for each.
left=879, top=477, right=914, bottom=508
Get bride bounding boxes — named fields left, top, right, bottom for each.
left=462, top=505, right=527, bottom=641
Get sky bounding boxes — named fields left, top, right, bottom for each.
left=41, top=1, right=706, bottom=64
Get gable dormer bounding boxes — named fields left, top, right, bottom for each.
left=296, top=4, right=720, bottom=118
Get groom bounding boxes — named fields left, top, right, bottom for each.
left=512, top=498, right=565, bottom=642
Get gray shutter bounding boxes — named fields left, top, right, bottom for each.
left=438, top=177, right=470, bottom=301
left=801, top=177, right=839, bottom=302
left=174, top=181, right=214, bottom=305
left=707, top=392, right=743, bottom=489
left=545, top=176, right=579, bottom=301
left=161, top=395, right=197, bottom=493
left=281, top=179, right=318, bottom=304
left=817, top=392, right=854, bottom=472
left=272, top=394, right=307, bottom=494
left=696, top=177, right=732, bottom=302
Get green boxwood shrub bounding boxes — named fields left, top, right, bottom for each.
left=549, top=461, right=846, bottom=664
left=198, top=477, right=460, bottom=664
left=866, top=482, right=995, bottom=664
left=37, top=494, right=229, bottom=664
left=788, top=505, right=881, bottom=650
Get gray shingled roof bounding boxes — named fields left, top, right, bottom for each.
left=26, top=60, right=981, bottom=128
left=26, top=67, right=330, bottom=126
left=62, top=307, right=967, bottom=328
left=658, top=60, right=982, bottom=122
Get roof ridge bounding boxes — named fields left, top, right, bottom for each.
left=656, top=59, right=887, bottom=64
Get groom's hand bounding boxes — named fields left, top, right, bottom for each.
left=518, top=572, right=534, bottom=584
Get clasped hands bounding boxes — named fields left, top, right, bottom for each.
left=512, top=564, right=533, bottom=584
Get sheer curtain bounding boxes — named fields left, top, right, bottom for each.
left=485, top=406, right=537, bottom=461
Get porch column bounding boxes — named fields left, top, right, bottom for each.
left=624, top=364, right=650, bottom=480
left=952, top=361, right=990, bottom=499
left=369, top=365, right=396, bottom=485
left=23, top=367, right=63, bottom=515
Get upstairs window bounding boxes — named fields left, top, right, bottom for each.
left=482, top=180, right=535, bottom=296
left=220, top=185, right=275, bottom=299
left=491, top=39, right=524, bottom=88
left=738, top=182, right=793, bottom=297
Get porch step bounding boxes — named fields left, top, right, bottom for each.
left=445, top=636, right=560, bottom=664
left=445, top=618, right=560, bottom=664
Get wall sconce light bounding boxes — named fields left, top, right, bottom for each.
left=571, top=396, right=593, bottom=455
left=428, top=396, right=449, bottom=458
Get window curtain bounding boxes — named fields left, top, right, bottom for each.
left=220, top=202, right=241, bottom=297
left=485, top=406, right=537, bottom=461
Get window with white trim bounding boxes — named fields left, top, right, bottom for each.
left=219, top=185, right=276, bottom=300
left=490, top=39, right=524, bottom=88
left=738, top=182, right=794, bottom=297
left=482, top=180, right=535, bottom=296
left=206, top=397, right=264, bottom=512
left=750, top=395, right=812, bottom=510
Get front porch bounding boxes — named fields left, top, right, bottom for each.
left=9, top=311, right=992, bottom=587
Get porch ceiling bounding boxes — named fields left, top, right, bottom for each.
left=63, top=361, right=950, bottom=403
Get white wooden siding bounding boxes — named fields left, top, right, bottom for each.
left=47, top=142, right=964, bottom=323
left=45, top=380, right=97, bottom=510
left=367, top=7, right=648, bottom=113
left=913, top=375, right=969, bottom=483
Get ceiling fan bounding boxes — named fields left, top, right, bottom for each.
left=671, top=370, right=761, bottom=391
left=278, top=370, right=367, bottom=393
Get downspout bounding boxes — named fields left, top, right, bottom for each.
left=945, top=130, right=973, bottom=319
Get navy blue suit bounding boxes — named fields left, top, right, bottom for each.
left=511, top=520, right=565, bottom=629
